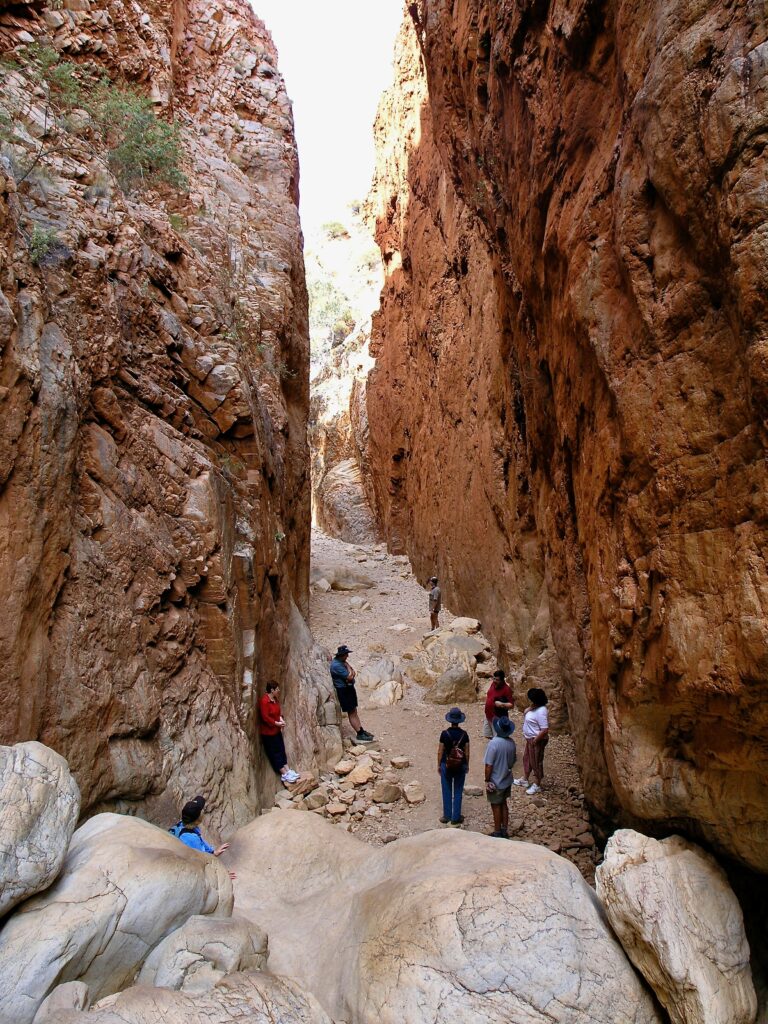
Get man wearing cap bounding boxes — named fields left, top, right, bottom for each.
left=484, top=717, right=517, bottom=838
left=329, top=645, right=374, bottom=742
left=169, top=796, right=235, bottom=878
left=427, top=577, right=441, bottom=630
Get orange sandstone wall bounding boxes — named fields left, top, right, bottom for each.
left=0, top=0, right=340, bottom=833
left=367, top=2, right=768, bottom=870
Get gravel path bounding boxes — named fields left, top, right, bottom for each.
left=310, top=530, right=599, bottom=882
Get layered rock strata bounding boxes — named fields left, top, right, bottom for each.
left=0, top=0, right=339, bottom=833
left=366, top=2, right=768, bottom=868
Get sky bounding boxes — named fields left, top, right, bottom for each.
left=253, top=1, right=404, bottom=235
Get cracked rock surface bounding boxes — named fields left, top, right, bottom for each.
left=0, top=813, right=233, bottom=1024
left=0, top=740, right=80, bottom=917
left=596, top=829, right=757, bottom=1024
left=228, top=811, right=662, bottom=1023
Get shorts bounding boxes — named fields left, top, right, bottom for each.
left=486, top=785, right=511, bottom=805
left=336, top=685, right=358, bottom=713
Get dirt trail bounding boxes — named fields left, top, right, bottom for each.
left=309, top=530, right=599, bottom=882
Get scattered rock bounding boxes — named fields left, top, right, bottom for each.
left=334, top=760, right=355, bottom=776
left=464, top=784, right=483, bottom=797
left=325, top=802, right=347, bottom=816
left=372, top=781, right=402, bottom=804
left=347, top=764, right=374, bottom=786
left=390, top=756, right=410, bottom=770
left=403, top=781, right=426, bottom=804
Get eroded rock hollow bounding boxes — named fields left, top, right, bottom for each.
left=365, top=1, right=768, bottom=871
left=0, top=0, right=340, bottom=833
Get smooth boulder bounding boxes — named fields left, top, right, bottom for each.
left=309, top=559, right=374, bottom=591
left=137, top=915, right=267, bottom=992
left=0, top=813, right=233, bottom=1024
left=228, top=811, right=662, bottom=1023
left=50, top=973, right=333, bottom=1023
left=596, top=830, right=757, bottom=1024
left=0, top=741, right=81, bottom=916
left=356, top=657, right=405, bottom=708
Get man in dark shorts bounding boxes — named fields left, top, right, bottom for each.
left=329, top=645, right=374, bottom=742
left=484, top=717, right=517, bottom=838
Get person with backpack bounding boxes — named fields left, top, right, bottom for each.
left=169, top=796, right=235, bottom=879
left=484, top=717, right=517, bottom=838
left=437, top=707, right=470, bottom=826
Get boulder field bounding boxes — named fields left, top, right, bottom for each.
left=363, top=0, right=768, bottom=872
left=0, top=748, right=761, bottom=1024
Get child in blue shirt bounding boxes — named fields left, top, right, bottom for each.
left=169, top=796, right=235, bottom=878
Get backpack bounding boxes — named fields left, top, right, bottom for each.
left=445, top=731, right=467, bottom=775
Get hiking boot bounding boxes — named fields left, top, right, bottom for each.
left=449, top=820, right=462, bottom=828
left=490, top=831, right=505, bottom=838
left=356, top=730, right=374, bottom=742
left=439, top=815, right=449, bottom=824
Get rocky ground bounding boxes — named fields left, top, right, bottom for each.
left=306, top=531, right=599, bottom=882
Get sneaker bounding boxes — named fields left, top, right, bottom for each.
left=526, top=783, right=541, bottom=795
left=357, top=730, right=374, bottom=742
left=439, top=815, right=449, bottom=824
left=490, top=831, right=505, bottom=838
left=449, top=820, right=462, bottom=828
left=500, top=827, right=508, bottom=838
left=281, top=769, right=300, bottom=784
left=512, top=778, right=528, bottom=787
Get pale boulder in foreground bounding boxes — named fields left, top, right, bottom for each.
left=50, top=973, right=334, bottom=1024
left=229, top=811, right=662, bottom=1024
left=0, top=814, right=233, bottom=1024
left=137, top=915, right=268, bottom=992
left=0, top=741, right=80, bottom=916
left=596, top=830, right=757, bottom=1024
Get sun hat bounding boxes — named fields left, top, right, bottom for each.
left=493, top=716, right=515, bottom=737
left=335, top=645, right=352, bottom=656
left=445, top=707, right=466, bottom=724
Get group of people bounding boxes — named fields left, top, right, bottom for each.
left=438, top=672, right=550, bottom=838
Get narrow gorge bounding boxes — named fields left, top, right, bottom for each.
left=1, top=0, right=767, bottom=1022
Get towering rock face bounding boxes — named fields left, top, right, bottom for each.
left=367, top=2, right=768, bottom=870
left=0, top=0, right=339, bottom=833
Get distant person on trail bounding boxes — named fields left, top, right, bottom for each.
left=484, top=717, right=517, bottom=838
left=437, top=707, right=470, bottom=827
left=428, top=577, right=441, bottom=630
left=483, top=669, right=514, bottom=739
left=258, top=681, right=300, bottom=785
left=330, top=645, right=374, bottom=742
left=169, top=796, right=236, bottom=879
left=513, top=687, right=549, bottom=795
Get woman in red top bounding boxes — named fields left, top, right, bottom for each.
left=484, top=669, right=514, bottom=738
left=258, top=682, right=299, bottom=784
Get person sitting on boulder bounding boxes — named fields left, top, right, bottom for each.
left=258, top=681, right=300, bottom=785
left=330, top=644, right=374, bottom=743
left=513, top=687, right=549, bottom=795
left=169, top=796, right=235, bottom=879
left=483, top=669, right=514, bottom=739
left=484, top=717, right=517, bottom=838
left=437, top=707, right=470, bottom=827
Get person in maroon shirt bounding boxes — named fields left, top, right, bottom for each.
left=484, top=669, right=514, bottom=739
left=258, top=682, right=299, bottom=784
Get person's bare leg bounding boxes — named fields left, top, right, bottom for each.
left=501, top=801, right=509, bottom=832
left=491, top=803, right=503, bottom=833
left=348, top=710, right=362, bottom=733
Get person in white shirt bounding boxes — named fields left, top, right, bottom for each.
left=513, top=687, right=549, bottom=795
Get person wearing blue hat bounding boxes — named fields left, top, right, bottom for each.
left=484, top=717, right=517, bottom=838
left=437, top=707, right=470, bottom=826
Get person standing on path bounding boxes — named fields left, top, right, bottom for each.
left=437, top=707, right=470, bottom=827
left=428, top=577, right=441, bottom=630
left=329, top=645, right=374, bottom=742
left=258, top=682, right=300, bottom=784
left=483, top=669, right=514, bottom=739
left=513, top=687, right=549, bottom=795
left=484, top=717, right=517, bottom=838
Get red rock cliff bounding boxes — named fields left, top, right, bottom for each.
left=0, top=0, right=341, bottom=832
left=367, top=2, right=768, bottom=870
